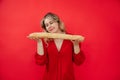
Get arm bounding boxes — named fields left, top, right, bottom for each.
left=73, top=40, right=80, bottom=54
left=37, top=39, right=44, bottom=55
left=35, top=39, right=48, bottom=65
left=72, top=41, right=85, bottom=65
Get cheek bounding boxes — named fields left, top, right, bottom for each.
left=46, top=27, right=49, bottom=31
left=53, top=23, right=59, bottom=29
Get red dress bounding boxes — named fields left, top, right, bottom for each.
left=35, top=39, right=85, bottom=80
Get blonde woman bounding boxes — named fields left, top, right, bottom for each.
left=34, top=12, right=85, bottom=80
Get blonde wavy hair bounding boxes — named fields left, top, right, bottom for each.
left=41, top=12, right=66, bottom=33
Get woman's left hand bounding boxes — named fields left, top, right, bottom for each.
left=71, top=40, right=80, bottom=45
left=71, top=40, right=81, bottom=54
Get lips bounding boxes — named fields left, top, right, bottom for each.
left=48, top=27, right=55, bottom=31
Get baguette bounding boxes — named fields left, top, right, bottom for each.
left=27, top=32, right=85, bottom=42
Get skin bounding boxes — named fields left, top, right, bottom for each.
left=44, top=18, right=61, bottom=33
left=35, top=17, right=80, bottom=55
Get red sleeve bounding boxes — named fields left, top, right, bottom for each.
left=72, top=43, right=85, bottom=65
left=35, top=39, right=48, bottom=65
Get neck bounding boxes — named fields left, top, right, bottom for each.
left=56, top=30, right=65, bottom=34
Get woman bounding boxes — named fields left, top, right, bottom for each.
left=34, top=12, right=85, bottom=80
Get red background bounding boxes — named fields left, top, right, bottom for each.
left=0, top=0, right=120, bottom=80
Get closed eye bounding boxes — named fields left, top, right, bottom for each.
left=49, top=21, right=54, bottom=24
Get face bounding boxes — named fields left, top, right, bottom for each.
left=44, top=18, right=61, bottom=33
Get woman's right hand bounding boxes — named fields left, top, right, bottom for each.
left=30, top=37, right=41, bottom=42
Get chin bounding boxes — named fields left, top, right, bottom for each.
left=50, top=30, right=58, bottom=33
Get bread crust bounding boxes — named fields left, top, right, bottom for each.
left=28, top=32, right=85, bottom=42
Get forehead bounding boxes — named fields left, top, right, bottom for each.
left=44, top=17, right=54, bottom=24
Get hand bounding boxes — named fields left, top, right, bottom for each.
left=28, top=36, right=41, bottom=42
left=71, top=40, right=81, bottom=54
left=71, top=40, right=80, bottom=45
